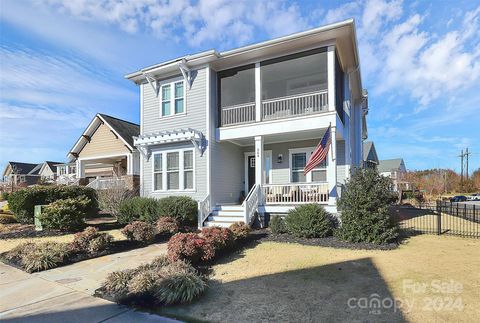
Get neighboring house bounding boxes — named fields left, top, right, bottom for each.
left=363, top=141, right=379, bottom=169
left=37, top=161, right=63, bottom=183
left=58, top=113, right=141, bottom=190
left=126, top=19, right=368, bottom=227
left=378, top=158, right=408, bottom=191
left=2, top=162, right=41, bottom=186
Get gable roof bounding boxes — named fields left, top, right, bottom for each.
left=67, top=113, right=139, bottom=162
left=378, top=159, right=405, bottom=173
left=4, top=162, right=40, bottom=176
left=363, top=141, right=378, bottom=164
left=38, top=161, right=63, bottom=174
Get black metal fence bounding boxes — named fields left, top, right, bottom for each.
left=391, top=201, right=479, bottom=238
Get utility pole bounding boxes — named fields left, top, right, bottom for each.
left=459, top=149, right=464, bottom=185
left=465, top=148, right=471, bottom=179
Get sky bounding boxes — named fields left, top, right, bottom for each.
left=0, top=0, right=479, bottom=174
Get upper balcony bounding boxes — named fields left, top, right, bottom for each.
left=217, top=47, right=344, bottom=129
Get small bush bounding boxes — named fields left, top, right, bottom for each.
left=3, top=242, right=36, bottom=263
left=336, top=169, right=399, bottom=244
left=121, top=221, right=155, bottom=242
left=155, top=271, right=207, bottom=305
left=101, top=256, right=205, bottom=305
left=71, top=227, right=113, bottom=254
left=158, top=196, right=198, bottom=226
left=229, top=222, right=251, bottom=241
left=117, top=197, right=161, bottom=224
left=269, top=215, right=287, bottom=234
left=0, top=214, right=17, bottom=224
left=1, top=192, right=10, bottom=201
left=156, top=217, right=179, bottom=235
left=102, top=270, right=135, bottom=301
left=20, top=242, right=70, bottom=273
left=39, top=197, right=88, bottom=231
left=285, top=204, right=335, bottom=238
left=167, top=233, right=208, bottom=264
left=201, top=227, right=234, bottom=251
left=8, top=185, right=98, bottom=224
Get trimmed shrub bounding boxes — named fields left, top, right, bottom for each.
left=1, top=192, right=10, bottom=201
left=229, top=222, right=251, bottom=241
left=71, top=227, right=113, bottom=254
left=39, top=197, right=88, bottom=231
left=158, top=196, right=198, bottom=226
left=3, top=242, right=36, bottom=263
left=167, top=233, right=208, bottom=264
left=336, top=168, right=399, bottom=244
left=8, top=186, right=98, bottom=224
left=269, top=215, right=287, bottom=234
left=201, top=227, right=234, bottom=251
left=0, top=214, right=17, bottom=224
left=285, top=204, right=335, bottom=238
left=117, top=197, right=161, bottom=224
left=20, top=242, right=70, bottom=273
left=121, top=221, right=155, bottom=242
left=100, top=256, right=205, bottom=305
left=156, top=217, right=179, bottom=235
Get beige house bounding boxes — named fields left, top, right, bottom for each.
left=57, top=114, right=140, bottom=190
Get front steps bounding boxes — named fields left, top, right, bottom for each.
left=204, top=205, right=244, bottom=228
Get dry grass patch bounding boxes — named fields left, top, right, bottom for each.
left=159, top=235, right=480, bottom=323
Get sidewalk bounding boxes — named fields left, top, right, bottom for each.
left=0, top=243, right=180, bottom=322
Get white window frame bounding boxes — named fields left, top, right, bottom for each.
left=151, top=148, right=195, bottom=192
left=160, top=79, right=186, bottom=118
left=289, top=147, right=328, bottom=183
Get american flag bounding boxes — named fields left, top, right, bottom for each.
left=303, top=125, right=331, bottom=175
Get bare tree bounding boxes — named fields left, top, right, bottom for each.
left=96, top=186, right=137, bottom=219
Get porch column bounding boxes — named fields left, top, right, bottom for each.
left=76, top=159, right=85, bottom=178
left=328, top=127, right=337, bottom=205
left=255, top=62, right=262, bottom=122
left=327, top=45, right=336, bottom=112
left=254, top=136, right=264, bottom=188
left=126, top=153, right=133, bottom=175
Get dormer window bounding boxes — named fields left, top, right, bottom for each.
left=161, top=80, right=185, bottom=117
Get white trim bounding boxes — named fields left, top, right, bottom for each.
left=244, top=150, right=272, bottom=193
left=77, top=153, right=129, bottom=161
left=327, top=45, right=336, bottom=112
left=255, top=62, right=261, bottom=122
left=140, top=83, right=144, bottom=134
left=288, top=147, right=328, bottom=183
left=151, top=148, right=196, bottom=193
left=206, top=66, right=211, bottom=198
left=159, top=80, right=186, bottom=118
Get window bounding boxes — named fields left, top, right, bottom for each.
left=161, top=80, right=185, bottom=117
left=59, top=166, right=66, bottom=175
left=153, top=149, right=195, bottom=191
left=290, top=148, right=328, bottom=183
left=69, top=166, right=76, bottom=174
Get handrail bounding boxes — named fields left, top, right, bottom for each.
left=221, top=102, right=255, bottom=126
left=262, top=183, right=329, bottom=204
left=198, top=194, right=211, bottom=227
left=262, top=90, right=328, bottom=104
left=221, top=101, right=255, bottom=111
left=242, top=184, right=261, bottom=225
left=86, top=178, right=126, bottom=190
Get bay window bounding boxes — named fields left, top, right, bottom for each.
left=153, top=149, right=195, bottom=191
left=161, top=80, right=185, bottom=117
left=290, top=148, right=327, bottom=183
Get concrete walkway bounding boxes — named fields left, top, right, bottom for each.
left=0, top=243, right=180, bottom=322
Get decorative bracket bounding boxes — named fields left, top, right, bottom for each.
left=178, top=59, right=193, bottom=89
left=143, top=72, right=160, bottom=97
left=136, top=145, right=151, bottom=160
left=190, top=130, right=206, bottom=156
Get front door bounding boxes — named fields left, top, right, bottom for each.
left=247, top=155, right=256, bottom=192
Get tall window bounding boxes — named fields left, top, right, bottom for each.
left=153, top=149, right=194, bottom=191
left=290, top=148, right=327, bottom=183
left=161, top=80, right=185, bottom=117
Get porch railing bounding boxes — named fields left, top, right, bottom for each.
left=198, top=194, right=211, bottom=227
left=262, top=183, right=329, bottom=204
left=220, top=102, right=255, bottom=126
left=86, top=178, right=126, bottom=190
left=262, top=90, right=328, bottom=121
left=243, top=184, right=261, bottom=225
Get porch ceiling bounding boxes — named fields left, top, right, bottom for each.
left=227, top=128, right=342, bottom=146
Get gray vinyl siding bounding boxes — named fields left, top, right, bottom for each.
left=141, top=68, right=207, bottom=201
left=336, top=140, right=347, bottom=184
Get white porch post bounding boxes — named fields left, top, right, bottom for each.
left=254, top=136, right=264, bottom=187
left=255, top=62, right=262, bottom=122
left=76, top=159, right=85, bottom=179
left=327, top=45, right=336, bottom=112
left=126, top=153, right=133, bottom=175
left=328, top=126, right=337, bottom=205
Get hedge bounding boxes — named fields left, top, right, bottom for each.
left=7, top=186, right=98, bottom=224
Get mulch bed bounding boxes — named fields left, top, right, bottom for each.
left=0, top=235, right=170, bottom=273
left=253, top=229, right=399, bottom=250
left=0, top=224, right=69, bottom=240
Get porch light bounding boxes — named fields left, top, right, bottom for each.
left=277, top=154, right=283, bottom=164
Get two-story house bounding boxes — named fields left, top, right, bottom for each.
left=126, top=19, right=368, bottom=227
